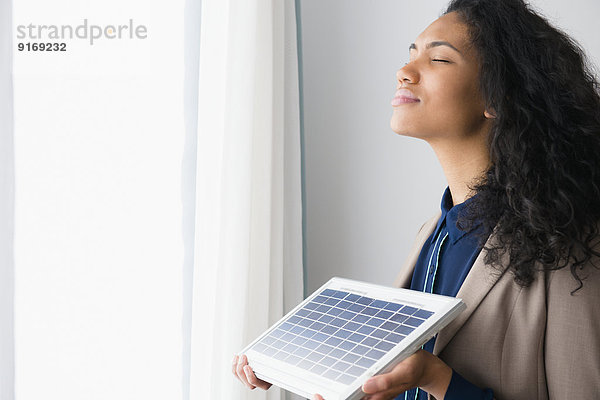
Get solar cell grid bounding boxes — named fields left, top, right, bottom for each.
left=250, top=289, right=434, bottom=384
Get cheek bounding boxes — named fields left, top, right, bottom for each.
left=429, top=78, right=486, bottom=129
left=390, top=73, right=486, bottom=138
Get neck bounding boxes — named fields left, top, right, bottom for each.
left=428, top=136, right=491, bottom=206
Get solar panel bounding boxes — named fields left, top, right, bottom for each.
left=239, top=277, right=465, bottom=400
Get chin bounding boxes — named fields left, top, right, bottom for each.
left=390, top=113, right=414, bottom=134
left=390, top=119, right=413, bottom=136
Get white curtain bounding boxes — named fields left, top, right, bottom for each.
left=1, top=0, right=303, bottom=398
left=0, top=0, right=14, bottom=398
left=11, top=1, right=186, bottom=398
left=189, top=0, right=304, bottom=399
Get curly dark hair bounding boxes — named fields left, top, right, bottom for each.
left=444, top=0, right=600, bottom=290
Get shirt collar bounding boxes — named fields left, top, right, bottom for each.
left=429, top=187, right=479, bottom=245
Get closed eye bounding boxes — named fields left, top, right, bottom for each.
left=432, top=59, right=450, bottom=63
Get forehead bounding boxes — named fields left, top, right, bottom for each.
left=414, top=12, right=472, bottom=53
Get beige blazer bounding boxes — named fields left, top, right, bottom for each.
left=394, top=213, right=600, bottom=399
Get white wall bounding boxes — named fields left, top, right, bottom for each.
left=298, top=0, right=600, bottom=294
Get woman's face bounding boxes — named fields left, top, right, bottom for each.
left=390, top=12, right=490, bottom=143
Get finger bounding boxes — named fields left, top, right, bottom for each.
left=363, top=352, right=425, bottom=395
left=244, top=365, right=272, bottom=390
left=232, top=355, right=238, bottom=376
left=233, top=354, right=245, bottom=385
left=235, top=355, right=254, bottom=389
left=362, top=375, right=393, bottom=394
left=313, top=394, right=324, bottom=400
left=363, top=375, right=412, bottom=399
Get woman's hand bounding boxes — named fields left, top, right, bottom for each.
left=232, top=354, right=272, bottom=391
left=235, top=349, right=451, bottom=399
left=313, top=350, right=452, bottom=400
left=360, top=350, right=452, bottom=399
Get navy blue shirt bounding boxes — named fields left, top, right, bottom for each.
left=396, top=188, right=494, bottom=400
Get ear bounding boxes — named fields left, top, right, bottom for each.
left=484, top=109, right=497, bottom=119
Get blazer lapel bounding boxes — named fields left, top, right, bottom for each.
left=394, top=213, right=512, bottom=356
left=432, top=233, right=511, bottom=355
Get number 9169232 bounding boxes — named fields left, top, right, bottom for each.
left=17, top=42, right=67, bottom=52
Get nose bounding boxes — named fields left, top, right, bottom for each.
left=396, top=63, right=419, bottom=85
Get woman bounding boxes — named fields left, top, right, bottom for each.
left=233, top=0, right=600, bottom=398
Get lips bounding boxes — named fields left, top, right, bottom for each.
left=391, top=88, right=420, bottom=106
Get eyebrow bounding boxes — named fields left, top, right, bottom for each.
left=409, top=41, right=462, bottom=55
